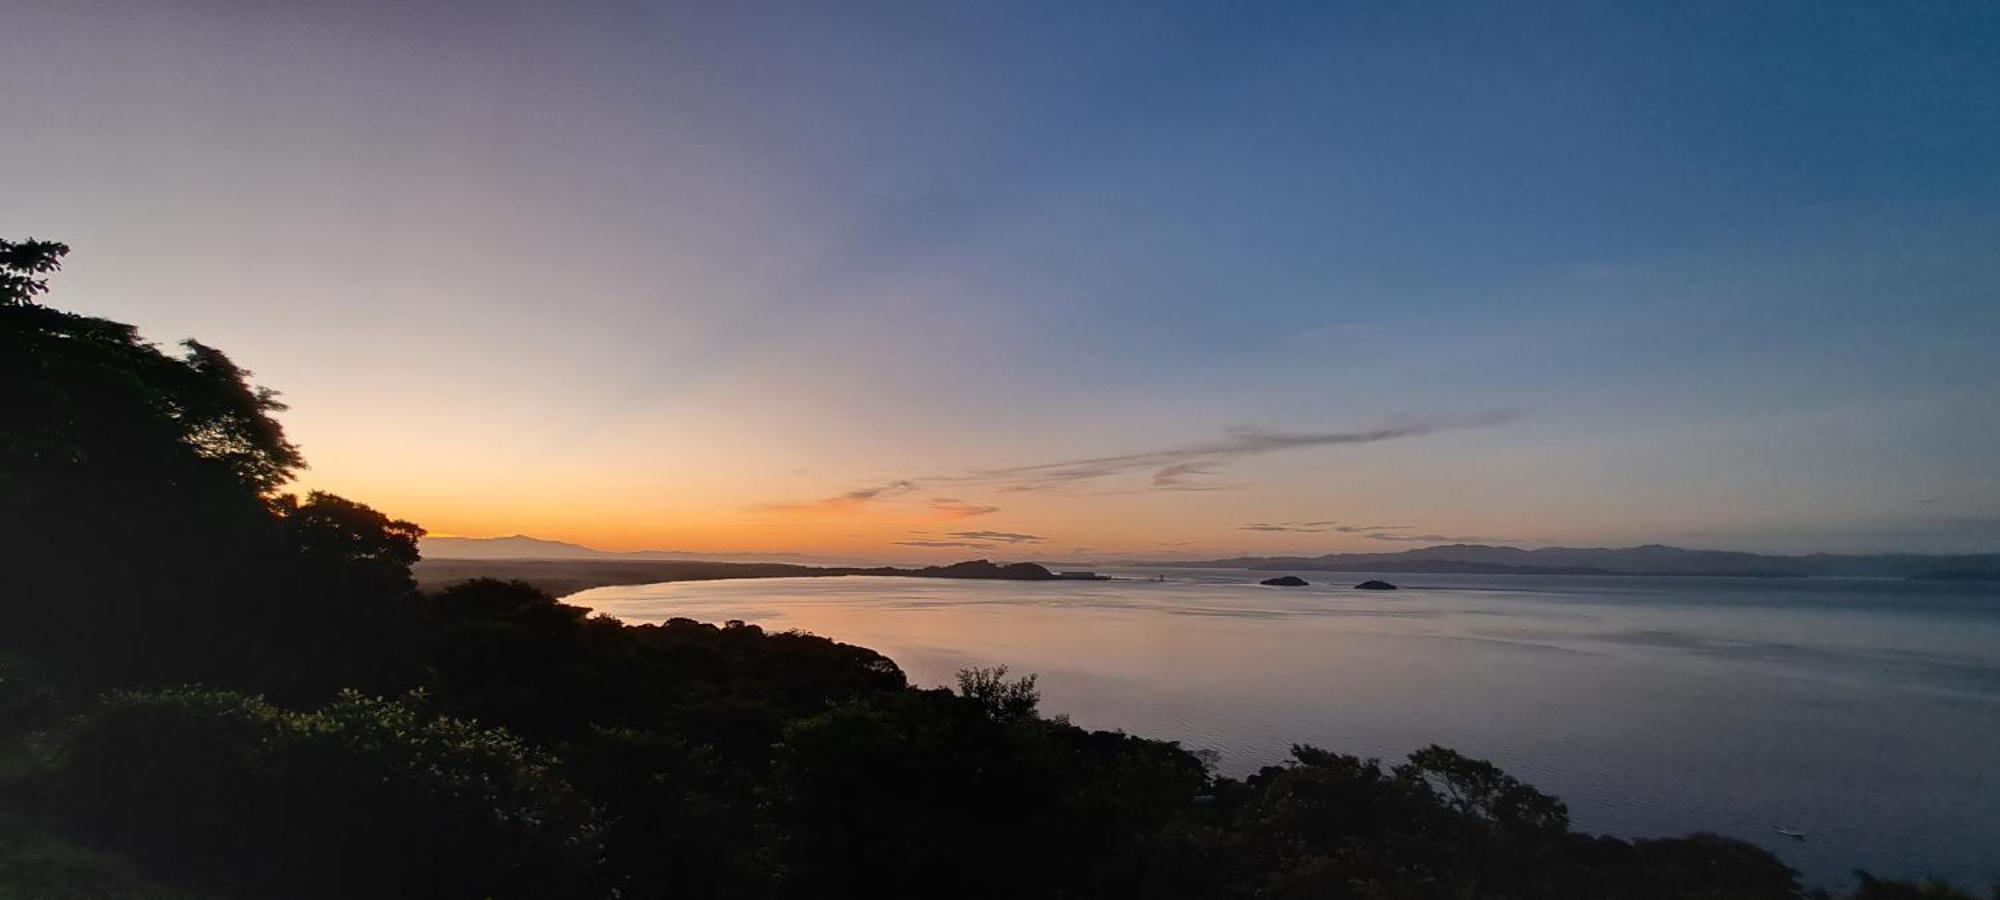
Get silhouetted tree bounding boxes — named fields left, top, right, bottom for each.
left=0, top=238, right=70, bottom=306
left=0, top=237, right=405, bottom=697
left=1396, top=743, right=1569, bottom=833
left=955, top=664, right=1041, bottom=723
left=275, top=490, right=424, bottom=591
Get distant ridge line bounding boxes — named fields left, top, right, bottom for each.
left=427, top=535, right=2000, bottom=581
left=420, top=535, right=837, bottom=565
left=1140, top=543, right=2000, bottom=580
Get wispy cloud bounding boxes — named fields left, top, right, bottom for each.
left=895, top=539, right=996, bottom=550
left=1238, top=520, right=1512, bottom=544
left=760, top=413, right=1519, bottom=514
left=930, top=498, right=1000, bottom=519
left=1151, top=460, right=1220, bottom=488
left=969, top=415, right=1516, bottom=493
left=1358, top=531, right=1517, bottom=544
left=946, top=530, right=1046, bottom=544
left=844, top=481, right=916, bottom=500
left=759, top=480, right=916, bottom=514
left=1239, top=520, right=1412, bottom=534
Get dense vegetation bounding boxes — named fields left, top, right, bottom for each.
left=0, top=239, right=1985, bottom=898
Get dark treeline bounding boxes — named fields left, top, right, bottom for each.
left=0, top=240, right=1983, bottom=899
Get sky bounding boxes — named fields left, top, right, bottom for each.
left=5, top=1, right=1997, bottom=560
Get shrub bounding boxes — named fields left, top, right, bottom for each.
left=53, top=687, right=601, bottom=899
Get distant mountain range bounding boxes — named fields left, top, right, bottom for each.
left=420, top=535, right=836, bottom=564
left=1151, top=544, right=2000, bottom=580
left=429, top=535, right=2000, bottom=581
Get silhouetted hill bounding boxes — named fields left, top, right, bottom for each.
left=1156, top=544, right=2000, bottom=578
left=423, top=534, right=599, bottom=559
left=413, top=557, right=1059, bottom=596
left=905, top=559, right=1059, bottom=580
left=421, top=535, right=833, bottom=564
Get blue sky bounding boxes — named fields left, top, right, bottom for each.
left=5, top=1, right=1996, bottom=555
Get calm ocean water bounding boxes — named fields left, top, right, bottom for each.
left=570, top=570, right=2000, bottom=888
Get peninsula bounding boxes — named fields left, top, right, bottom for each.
left=413, top=557, right=1065, bottom=597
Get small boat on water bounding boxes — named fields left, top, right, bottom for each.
left=1772, top=827, right=1806, bottom=841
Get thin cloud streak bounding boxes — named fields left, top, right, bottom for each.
left=930, top=498, right=1001, bottom=519
left=1358, top=531, right=1520, bottom=544
left=761, top=413, right=1521, bottom=514
left=1239, top=521, right=1415, bottom=534
left=947, top=530, right=1046, bottom=544
left=1151, top=460, right=1219, bottom=488
left=1238, top=520, right=1512, bottom=543
left=759, top=480, right=916, bottom=514
left=970, top=414, right=1519, bottom=492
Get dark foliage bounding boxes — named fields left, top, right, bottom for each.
left=0, top=241, right=417, bottom=701
left=1831, top=873, right=1996, bottom=900
left=51, top=688, right=599, bottom=899
left=774, top=683, right=1211, bottom=898
left=0, top=238, right=70, bottom=307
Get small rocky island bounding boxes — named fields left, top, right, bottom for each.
left=1354, top=579, right=1398, bottom=590
left=1260, top=575, right=1310, bottom=586
left=910, top=559, right=1064, bottom=580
